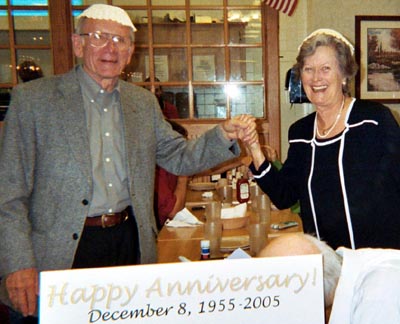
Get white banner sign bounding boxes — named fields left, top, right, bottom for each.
left=39, top=255, right=324, bottom=324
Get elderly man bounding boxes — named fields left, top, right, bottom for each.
left=0, top=4, right=257, bottom=323
left=258, top=234, right=342, bottom=322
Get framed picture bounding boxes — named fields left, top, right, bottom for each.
left=145, top=55, right=169, bottom=81
left=355, top=16, right=400, bottom=103
left=193, top=55, right=216, bottom=81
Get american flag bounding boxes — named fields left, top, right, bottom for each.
left=263, top=0, right=298, bottom=16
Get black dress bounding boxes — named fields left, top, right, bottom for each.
left=250, top=99, right=400, bottom=249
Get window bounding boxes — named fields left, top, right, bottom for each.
left=72, top=0, right=266, bottom=120
left=0, top=0, right=52, bottom=85
left=0, top=1, right=280, bottom=152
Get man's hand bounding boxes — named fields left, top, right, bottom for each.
left=6, top=268, right=39, bottom=317
left=221, top=114, right=258, bottom=145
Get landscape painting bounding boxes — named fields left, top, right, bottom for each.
left=356, top=16, right=400, bottom=103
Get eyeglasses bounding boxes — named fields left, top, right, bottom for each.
left=79, top=31, right=132, bottom=50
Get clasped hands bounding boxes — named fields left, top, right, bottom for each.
left=222, top=114, right=265, bottom=168
left=221, top=114, right=259, bottom=147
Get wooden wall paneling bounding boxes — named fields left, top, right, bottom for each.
left=49, top=0, right=74, bottom=74
left=263, top=6, right=280, bottom=157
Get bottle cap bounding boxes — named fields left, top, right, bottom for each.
left=201, top=239, right=210, bottom=249
left=200, top=240, right=210, bottom=260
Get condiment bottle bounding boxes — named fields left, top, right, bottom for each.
left=200, top=240, right=210, bottom=260
left=236, top=176, right=250, bottom=203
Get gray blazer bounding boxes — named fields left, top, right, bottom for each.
left=0, top=68, right=239, bottom=280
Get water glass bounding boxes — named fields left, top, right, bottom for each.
left=217, top=185, right=233, bottom=205
left=204, top=221, right=223, bottom=258
left=249, top=223, right=267, bottom=256
left=205, top=201, right=222, bottom=222
left=256, top=194, right=270, bottom=211
left=250, top=183, right=262, bottom=199
left=257, top=207, right=271, bottom=226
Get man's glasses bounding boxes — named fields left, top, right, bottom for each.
left=79, top=31, right=132, bottom=50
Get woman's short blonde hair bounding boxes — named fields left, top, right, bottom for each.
left=293, top=31, right=358, bottom=96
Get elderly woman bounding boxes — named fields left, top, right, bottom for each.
left=246, top=29, right=400, bottom=250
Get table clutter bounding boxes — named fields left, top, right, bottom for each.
left=157, top=178, right=303, bottom=263
left=220, top=203, right=248, bottom=229
left=164, top=207, right=203, bottom=227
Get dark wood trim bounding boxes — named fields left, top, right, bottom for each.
left=49, top=0, right=74, bottom=74
left=263, top=6, right=281, bottom=157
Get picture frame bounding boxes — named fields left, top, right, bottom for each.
left=192, top=55, right=216, bottom=81
left=355, top=15, right=400, bottom=103
left=145, top=55, right=169, bottom=81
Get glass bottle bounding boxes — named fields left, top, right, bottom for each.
left=236, top=176, right=250, bottom=203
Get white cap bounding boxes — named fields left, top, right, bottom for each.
left=299, top=28, right=354, bottom=56
left=78, top=4, right=137, bottom=32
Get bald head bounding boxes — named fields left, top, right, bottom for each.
left=258, top=233, right=342, bottom=312
left=258, top=233, right=321, bottom=258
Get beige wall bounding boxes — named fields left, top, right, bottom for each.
left=278, top=0, right=400, bottom=161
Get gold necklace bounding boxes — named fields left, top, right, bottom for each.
left=316, top=96, right=345, bottom=138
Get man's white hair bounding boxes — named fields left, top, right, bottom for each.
left=304, top=234, right=343, bottom=307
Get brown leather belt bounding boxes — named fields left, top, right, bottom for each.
left=85, top=208, right=129, bottom=228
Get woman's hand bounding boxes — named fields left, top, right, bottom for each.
left=265, top=145, right=278, bottom=162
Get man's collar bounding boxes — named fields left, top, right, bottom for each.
left=76, top=65, right=120, bottom=95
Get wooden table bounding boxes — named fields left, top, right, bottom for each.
left=184, top=186, right=218, bottom=207
left=157, top=188, right=303, bottom=263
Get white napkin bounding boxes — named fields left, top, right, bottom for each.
left=202, top=191, right=213, bottom=198
left=221, top=203, right=247, bottom=219
left=226, top=248, right=251, bottom=259
left=165, top=208, right=203, bottom=227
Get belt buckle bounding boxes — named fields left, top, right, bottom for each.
left=100, top=210, right=129, bottom=228
left=101, top=213, right=115, bottom=228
